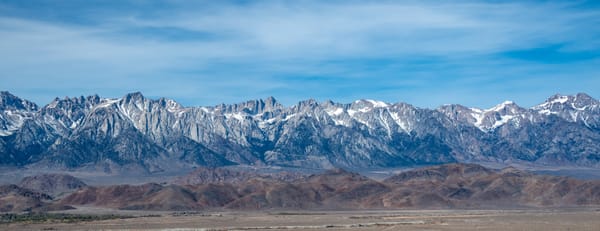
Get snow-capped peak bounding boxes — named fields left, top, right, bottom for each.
left=45, top=99, right=60, bottom=109
left=0, top=91, right=38, bottom=111
left=467, top=101, right=515, bottom=117
left=97, top=98, right=122, bottom=108
left=365, top=99, right=389, bottom=108
left=350, top=99, right=390, bottom=114
left=325, top=107, right=344, bottom=117
left=533, top=94, right=569, bottom=110
left=467, top=101, right=524, bottom=132
left=164, top=99, right=183, bottom=113
left=550, top=95, right=569, bottom=104
left=489, top=101, right=515, bottom=112
left=530, top=93, right=599, bottom=126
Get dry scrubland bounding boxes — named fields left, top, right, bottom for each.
left=2, top=209, right=600, bottom=231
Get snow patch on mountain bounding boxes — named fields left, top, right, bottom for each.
left=389, top=111, right=411, bottom=132
left=366, top=99, right=389, bottom=108
left=98, top=98, right=121, bottom=108
left=325, top=107, right=344, bottom=117
left=225, top=112, right=246, bottom=121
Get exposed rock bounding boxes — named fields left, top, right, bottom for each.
left=1, top=92, right=600, bottom=172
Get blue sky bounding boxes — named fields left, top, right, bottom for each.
left=0, top=0, right=599, bottom=109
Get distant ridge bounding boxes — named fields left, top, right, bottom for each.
left=54, top=164, right=600, bottom=211
left=0, top=91, right=599, bottom=173
left=19, top=173, right=87, bottom=197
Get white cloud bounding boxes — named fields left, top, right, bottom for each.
left=0, top=1, right=598, bottom=107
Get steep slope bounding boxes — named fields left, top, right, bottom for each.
left=0, top=91, right=599, bottom=172
left=0, top=91, right=48, bottom=166
left=0, top=91, right=38, bottom=136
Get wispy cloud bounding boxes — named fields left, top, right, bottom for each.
left=0, top=1, right=599, bottom=108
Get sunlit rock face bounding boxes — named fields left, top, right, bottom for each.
left=1, top=92, right=600, bottom=172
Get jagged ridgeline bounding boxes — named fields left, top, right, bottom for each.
left=1, top=91, right=599, bottom=173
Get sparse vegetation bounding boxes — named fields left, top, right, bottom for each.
left=0, top=212, right=134, bottom=224
left=267, top=212, right=327, bottom=216
left=4, top=210, right=600, bottom=230
left=171, top=211, right=221, bottom=217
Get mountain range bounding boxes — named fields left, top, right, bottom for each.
left=1, top=91, right=599, bottom=173
left=3, top=163, right=599, bottom=212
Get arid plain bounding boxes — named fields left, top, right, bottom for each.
left=2, top=208, right=599, bottom=231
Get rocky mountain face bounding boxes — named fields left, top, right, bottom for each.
left=57, top=164, right=600, bottom=210
left=1, top=91, right=599, bottom=173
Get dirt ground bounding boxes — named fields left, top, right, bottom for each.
left=2, top=208, right=600, bottom=231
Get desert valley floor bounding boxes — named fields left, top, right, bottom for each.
left=2, top=208, right=599, bottom=231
